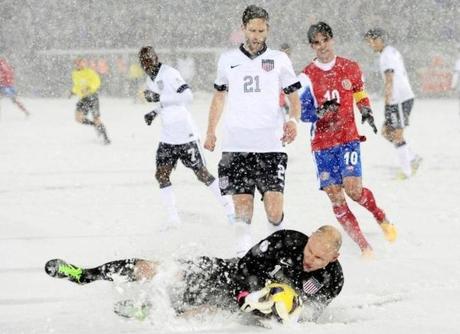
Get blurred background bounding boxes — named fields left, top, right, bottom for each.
left=1, top=0, right=458, bottom=98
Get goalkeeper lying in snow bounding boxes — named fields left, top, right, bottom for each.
left=45, top=225, right=344, bottom=324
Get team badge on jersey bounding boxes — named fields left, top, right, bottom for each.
left=261, top=59, right=274, bottom=72
left=259, top=240, right=270, bottom=252
left=157, top=80, right=164, bottom=90
left=341, top=79, right=352, bottom=90
left=302, top=277, right=323, bottom=295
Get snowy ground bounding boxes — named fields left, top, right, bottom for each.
left=1, top=94, right=459, bottom=334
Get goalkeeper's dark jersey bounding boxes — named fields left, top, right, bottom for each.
left=177, top=230, right=343, bottom=319
left=233, top=229, right=344, bottom=319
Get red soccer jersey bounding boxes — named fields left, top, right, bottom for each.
left=303, top=56, right=366, bottom=151
left=0, top=58, right=15, bottom=87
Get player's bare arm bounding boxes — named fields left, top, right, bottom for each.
left=384, top=70, right=394, bottom=105
left=282, top=90, right=300, bottom=144
left=204, top=90, right=226, bottom=151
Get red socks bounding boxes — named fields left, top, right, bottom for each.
left=357, top=188, right=385, bottom=223
left=333, top=204, right=371, bottom=251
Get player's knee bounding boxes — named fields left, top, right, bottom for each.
left=155, top=170, right=171, bottom=187
left=195, top=168, right=215, bottom=185
left=268, top=212, right=284, bottom=226
left=345, top=187, right=362, bottom=201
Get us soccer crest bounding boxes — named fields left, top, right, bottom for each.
left=261, top=59, right=274, bottom=72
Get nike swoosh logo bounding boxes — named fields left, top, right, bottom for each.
left=280, top=259, right=292, bottom=267
left=230, top=64, right=241, bottom=69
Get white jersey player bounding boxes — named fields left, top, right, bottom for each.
left=204, top=5, right=301, bottom=256
left=451, top=57, right=460, bottom=115
left=365, top=28, right=421, bottom=179
left=139, top=46, right=234, bottom=229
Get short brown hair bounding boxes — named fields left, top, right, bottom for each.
left=242, top=5, right=269, bottom=26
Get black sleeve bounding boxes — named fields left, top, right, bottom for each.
left=232, top=231, right=287, bottom=295
left=283, top=81, right=301, bottom=94
left=214, top=83, right=228, bottom=91
left=176, top=84, right=190, bottom=93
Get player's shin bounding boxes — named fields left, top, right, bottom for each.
left=234, top=218, right=253, bottom=257
left=356, top=188, right=386, bottom=222
left=332, top=203, right=371, bottom=252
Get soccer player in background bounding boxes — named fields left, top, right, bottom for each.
left=299, top=22, right=396, bottom=256
left=450, top=49, right=460, bottom=115
left=45, top=225, right=344, bottom=324
left=364, top=28, right=421, bottom=179
left=71, top=58, right=111, bottom=144
left=204, top=5, right=301, bottom=257
left=0, top=56, right=30, bottom=117
left=139, top=46, right=234, bottom=229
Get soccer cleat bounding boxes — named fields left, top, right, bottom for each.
left=380, top=220, right=397, bottom=242
left=394, top=171, right=409, bottom=180
left=45, top=259, right=86, bottom=284
left=411, top=155, right=423, bottom=175
left=361, top=247, right=374, bottom=259
left=113, top=299, right=152, bottom=320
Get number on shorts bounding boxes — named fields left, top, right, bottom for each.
left=344, top=151, right=358, bottom=165
left=277, top=164, right=286, bottom=181
left=187, top=147, right=197, bottom=162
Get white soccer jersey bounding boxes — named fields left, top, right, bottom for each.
left=215, top=45, right=299, bottom=152
left=145, top=64, right=198, bottom=144
left=379, top=45, right=415, bottom=104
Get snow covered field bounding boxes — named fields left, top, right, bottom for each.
left=1, top=94, right=459, bottom=333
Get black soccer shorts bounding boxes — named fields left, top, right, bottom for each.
left=384, top=98, right=414, bottom=129
left=76, top=93, right=100, bottom=118
left=156, top=141, right=205, bottom=172
left=218, top=152, right=288, bottom=196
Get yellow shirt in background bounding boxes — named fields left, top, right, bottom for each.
left=72, top=68, right=101, bottom=98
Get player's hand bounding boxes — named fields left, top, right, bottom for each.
left=144, top=110, right=158, bottom=125
left=204, top=133, right=217, bottom=152
left=316, top=98, right=340, bottom=118
left=237, top=288, right=273, bottom=314
left=144, top=90, right=160, bottom=103
left=361, top=106, right=377, bottom=133
left=281, top=119, right=297, bottom=145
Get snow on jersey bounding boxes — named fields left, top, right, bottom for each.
left=215, top=45, right=299, bottom=152
left=146, top=64, right=199, bottom=145
left=379, top=45, right=414, bottom=104
left=302, top=57, right=365, bottom=151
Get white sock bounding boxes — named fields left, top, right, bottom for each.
left=406, top=145, right=416, bottom=161
left=208, top=179, right=235, bottom=216
left=267, top=214, right=285, bottom=234
left=234, top=220, right=253, bottom=257
left=159, top=186, right=180, bottom=224
left=396, top=144, right=412, bottom=177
